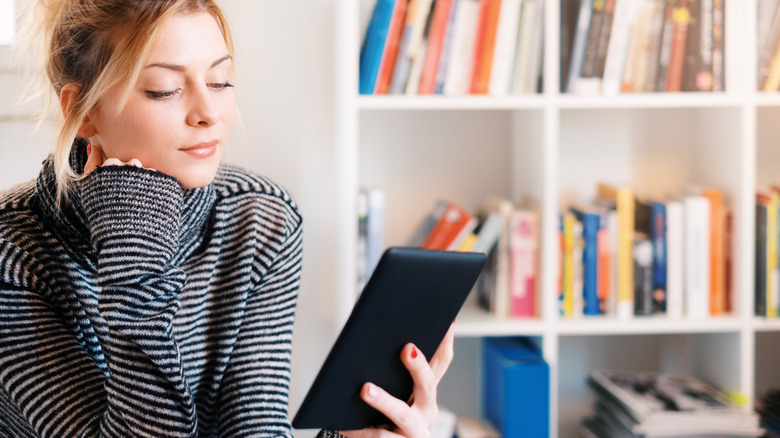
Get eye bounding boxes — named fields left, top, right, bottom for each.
left=145, top=89, right=180, bottom=100
left=209, top=81, right=234, bottom=91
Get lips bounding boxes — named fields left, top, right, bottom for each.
left=181, top=139, right=219, bottom=159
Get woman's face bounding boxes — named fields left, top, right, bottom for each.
left=87, top=11, right=236, bottom=189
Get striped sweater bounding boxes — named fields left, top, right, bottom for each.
left=0, top=145, right=303, bottom=437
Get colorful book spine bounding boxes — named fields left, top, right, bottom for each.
left=375, top=0, right=410, bottom=94
left=665, top=199, right=683, bottom=318
left=757, top=195, right=769, bottom=317
left=650, top=201, right=667, bottom=313
left=419, top=0, right=455, bottom=94
left=509, top=209, right=537, bottom=318
left=633, top=236, right=654, bottom=316
left=566, top=0, right=594, bottom=93
left=702, top=188, right=725, bottom=315
left=684, top=195, right=710, bottom=319
left=572, top=207, right=603, bottom=316
left=562, top=211, right=577, bottom=318
left=470, top=0, right=502, bottom=94
left=359, top=0, right=397, bottom=95
left=664, top=5, right=690, bottom=92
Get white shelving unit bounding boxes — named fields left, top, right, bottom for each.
left=334, top=0, right=778, bottom=436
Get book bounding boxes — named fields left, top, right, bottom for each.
left=681, top=0, right=700, bottom=92
left=483, top=337, right=549, bottom=438
left=561, top=0, right=583, bottom=91
left=597, top=183, right=635, bottom=320
left=391, top=0, right=436, bottom=94
left=470, top=0, right=502, bottom=93
left=664, top=198, right=683, bottom=318
left=359, top=188, right=386, bottom=289
left=419, top=0, right=455, bottom=94
left=759, top=0, right=780, bottom=91
left=562, top=211, right=578, bottom=318
left=757, top=193, right=770, bottom=317
left=421, top=201, right=477, bottom=250
left=580, top=0, right=607, bottom=80
left=701, top=187, right=726, bottom=315
left=587, top=370, right=762, bottom=437
left=359, top=0, right=398, bottom=94
left=488, top=0, right=523, bottom=95
left=633, top=235, right=653, bottom=316
left=407, top=200, right=450, bottom=246
left=375, top=0, right=410, bottom=94
left=571, top=205, right=607, bottom=316
left=710, top=0, right=723, bottom=91
left=478, top=196, right=514, bottom=318
left=434, top=0, right=460, bottom=93
left=602, top=0, right=642, bottom=94
left=654, top=0, right=675, bottom=91
left=766, top=191, right=780, bottom=318
left=509, top=209, right=538, bottom=318
left=405, top=1, right=438, bottom=94
left=511, top=0, right=544, bottom=94
left=694, top=0, right=714, bottom=91
left=443, top=0, right=481, bottom=95
left=664, top=4, right=691, bottom=92
left=593, top=0, right=617, bottom=79
left=684, top=194, right=710, bottom=319
left=566, top=0, right=595, bottom=93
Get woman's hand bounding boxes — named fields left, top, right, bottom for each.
left=84, top=144, right=147, bottom=174
left=341, top=322, right=456, bottom=438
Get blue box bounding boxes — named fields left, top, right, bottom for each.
left=482, top=337, right=549, bottom=438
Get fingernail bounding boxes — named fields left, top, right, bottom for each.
left=411, top=347, right=418, bottom=360
left=365, top=383, right=377, bottom=397
left=453, top=317, right=457, bottom=323
left=87, top=144, right=92, bottom=156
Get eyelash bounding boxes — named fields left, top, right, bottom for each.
left=145, top=82, right=234, bottom=100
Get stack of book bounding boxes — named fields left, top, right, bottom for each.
left=408, top=197, right=540, bottom=319
left=359, top=0, right=544, bottom=96
left=559, top=182, right=731, bottom=320
left=562, top=0, right=725, bottom=95
left=580, top=370, right=762, bottom=438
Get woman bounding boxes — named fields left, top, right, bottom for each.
left=0, top=0, right=453, bottom=437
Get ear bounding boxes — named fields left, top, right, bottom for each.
left=60, top=83, right=97, bottom=138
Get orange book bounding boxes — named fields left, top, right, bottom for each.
left=375, top=0, right=410, bottom=94
left=665, top=5, right=690, bottom=92
left=702, top=188, right=725, bottom=315
left=421, top=202, right=477, bottom=250
left=470, top=0, right=502, bottom=94
left=596, top=224, right=611, bottom=314
left=418, top=0, right=454, bottom=94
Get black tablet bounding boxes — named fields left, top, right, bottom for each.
left=292, top=247, right=487, bottom=431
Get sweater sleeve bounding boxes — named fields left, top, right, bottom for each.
left=78, top=165, right=198, bottom=437
left=215, top=215, right=303, bottom=438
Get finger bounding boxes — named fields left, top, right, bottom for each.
left=401, top=344, right=438, bottom=424
left=102, top=158, right=124, bottom=167
left=127, top=158, right=143, bottom=168
left=83, top=144, right=103, bottom=174
left=359, top=382, right=429, bottom=438
left=429, top=323, right=455, bottom=385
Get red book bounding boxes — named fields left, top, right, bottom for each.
left=418, top=0, right=454, bottom=94
left=470, top=0, right=502, bottom=94
left=421, top=203, right=476, bottom=250
left=665, top=5, right=690, bottom=92
left=375, top=0, right=409, bottom=94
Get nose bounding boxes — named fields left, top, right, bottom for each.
left=186, top=85, right=221, bottom=127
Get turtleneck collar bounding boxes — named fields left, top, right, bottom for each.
left=35, top=139, right=216, bottom=267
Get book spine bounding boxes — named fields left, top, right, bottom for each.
left=695, top=0, right=714, bottom=91
left=616, top=188, right=635, bottom=319
left=582, top=212, right=602, bottom=316
left=470, top=0, right=503, bottom=93
left=566, top=0, right=595, bottom=93
left=562, top=212, right=577, bottom=318
left=375, top=0, right=410, bottom=94
left=665, top=200, right=683, bottom=318
left=444, top=0, right=481, bottom=95
left=651, top=201, right=667, bottom=313
left=593, top=0, right=617, bottom=79
left=581, top=0, right=606, bottom=79
left=572, top=219, right=585, bottom=318
left=596, top=213, right=611, bottom=315
left=488, top=0, right=523, bottom=95
left=769, top=194, right=779, bottom=318
left=641, top=2, right=665, bottom=93
left=419, top=0, right=454, bottom=94
left=664, top=5, right=690, bottom=92
left=633, top=236, right=654, bottom=316
left=710, top=0, right=723, bottom=91
left=511, top=1, right=535, bottom=94
left=681, top=0, right=700, bottom=92
left=654, top=1, right=674, bottom=91
left=601, top=0, right=641, bottom=94
left=359, top=0, right=397, bottom=94
left=703, top=188, right=725, bottom=315
left=684, top=195, right=710, bottom=319
left=509, top=210, right=537, bottom=318
left=757, top=200, right=768, bottom=317
left=435, top=0, right=460, bottom=93
left=390, top=0, right=425, bottom=94
left=525, top=0, right=545, bottom=94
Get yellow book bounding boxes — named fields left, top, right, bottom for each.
left=597, top=183, right=635, bottom=319
left=768, top=192, right=779, bottom=318
left=563, top=212, right=576, bottom=318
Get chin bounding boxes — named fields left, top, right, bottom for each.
left=173, top=166, right=221, bottom=189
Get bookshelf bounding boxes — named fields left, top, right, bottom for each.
left=334, top=0, right=773, bottom=437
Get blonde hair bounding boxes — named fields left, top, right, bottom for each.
left=17, top=0, right=234, bottom=201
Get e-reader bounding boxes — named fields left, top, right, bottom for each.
left=292, top=247, right=487, bottom=431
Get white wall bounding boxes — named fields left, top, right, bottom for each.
left=0, top=1, right=340, bottom=431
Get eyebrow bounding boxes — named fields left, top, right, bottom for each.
left=145, top=54, right=233, bottom=72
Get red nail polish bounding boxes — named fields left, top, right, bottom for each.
left=87, top=144, right=92, bottom=156
left=411, top=347, right=418, bottom=359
